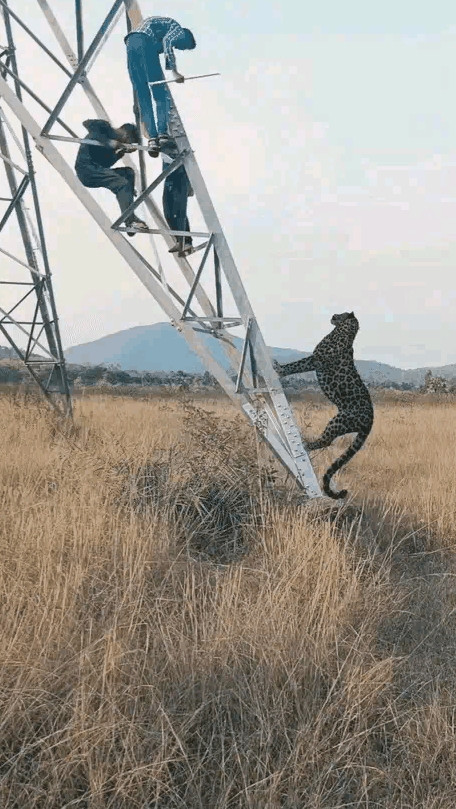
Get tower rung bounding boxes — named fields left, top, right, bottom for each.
left=187, top=240, right=210, bottom=254
left=26, top=359, right=59, bottom=364
left=113, top=225, right=211, bottom=238
left=181, top=316, right=242, bottom=325
left=0, top=320, right=44, bottom=325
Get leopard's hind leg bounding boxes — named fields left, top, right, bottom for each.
left=305, top=413, right=353, bottom=451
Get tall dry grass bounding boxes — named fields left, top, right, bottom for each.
left=0, top=390, right=456, bottom=807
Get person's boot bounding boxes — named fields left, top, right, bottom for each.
left=125, top=217, right=149, bottom=237
left=147, top=137, right=159, bottom=157
left=178, top=239, right=195, bottom=257
left=158, top=133, right=171, bottom=151
left=168, top=237, right=184, bottom=254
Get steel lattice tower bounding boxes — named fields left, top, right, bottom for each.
left=0, top=0, right=323, bottom=498
left=0, top=1, right=71, bottom=416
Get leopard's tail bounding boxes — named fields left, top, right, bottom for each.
left=323, top=430, right=369, bottom=500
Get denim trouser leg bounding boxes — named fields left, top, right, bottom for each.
left=127, top=34, right=170, bottom=138
left=77, top=164, right=136, bottom=219
left=111, top=168, right=136, bottom=220
left=163, top=166, right=192, bottom=243
left=151, top=78, right=171, bottom=136
left=127, top=34, right=159, bottom=138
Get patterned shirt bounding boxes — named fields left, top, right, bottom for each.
left=126, top=16, right=188, bottom=72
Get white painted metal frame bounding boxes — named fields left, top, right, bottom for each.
left=0, top=0, right=322, bottom=497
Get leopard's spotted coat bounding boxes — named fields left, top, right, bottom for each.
left=275, top=312, right=373, bottom=499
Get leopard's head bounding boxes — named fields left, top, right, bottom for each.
left=330, top=311, right=359, bottom=334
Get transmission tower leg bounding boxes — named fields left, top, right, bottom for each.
left=0, top=3, right=71, bottom=416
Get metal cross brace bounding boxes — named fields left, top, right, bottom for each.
left=181, top=235, right=214, bottom=318
left=111, top=153, right=186, bottom=230
left=0, top=0, right=72, bottom=76
left=0, top=172, right=29, bottom=230
left=41, top=0, right=125, bottom=135
left=0, top=58, right=76, bottom=136
left=235, top=317, right=254, bottom=393
left=149, top=72, right=221, bottom=86
left=43, top=133, right=152, bottom=150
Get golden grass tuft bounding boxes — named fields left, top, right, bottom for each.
left=0, top=390, right=455, bottom=807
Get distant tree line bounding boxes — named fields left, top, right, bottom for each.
left=0, top=361, right=219, bottom=390
left=68, top=365, right=218, bottom=389
left=1, top=361, right=456, bottom=394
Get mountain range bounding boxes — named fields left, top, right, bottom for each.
left=63, top=322, right=456, bottom=386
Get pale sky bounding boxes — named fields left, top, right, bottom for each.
left=2, top=1, right=456, bottom=368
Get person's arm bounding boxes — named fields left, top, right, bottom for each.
left=163, top=21, right=185, bottom=81
left=114, top=140, right=138, bottom=158
left=112, top=139, right=138, bottom=161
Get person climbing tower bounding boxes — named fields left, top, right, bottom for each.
left=74, top=119, right=148, bottom=236
left=125, top=16, right=196, bottom=158
left=161, top=137, right=194, bottom=257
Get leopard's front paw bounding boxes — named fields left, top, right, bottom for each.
left=273, top=359, right=284, bottom=377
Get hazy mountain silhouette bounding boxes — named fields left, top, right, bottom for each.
left=63, top=323, right=456, bottom=386
left=65, top=323, right=306, bottom=374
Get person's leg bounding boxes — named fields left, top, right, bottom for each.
left=112, top=168, right=148, bottom=234
left=155, top=87, right=171, bottom=140
left=77, top=164, right=131, bottom=205
left=163, top=166, right=192, bottom=253
left=76, top=164, right=146, bottom=234
left=162, top=175, right=174, bottom=232
left=183, top=216, right=191, bottom=246
left=144, top=38, right=170, bottom=137
left=183, top=170, right=192, bottom=247
left=117, top=165, right=135, bottom=194
left=98, top=167, right=146, bottom=234
left=126, top=35, right=158, bottom=138
left=164, top=168, right=190, bottom=232
left=75, top=163, right=107, bottom=189
left=179, top=168, right=193, bottom=252
left=107, top=167, right=133, bottom=213
left=183, top=167, right=193, bottom=243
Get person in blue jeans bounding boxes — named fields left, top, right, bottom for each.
left=161, top=138, right=194, bottom=257
left=125, top=17, right=196, bottom=158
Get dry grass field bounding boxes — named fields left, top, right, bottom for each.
left=1, top=389, right=456, bottom=808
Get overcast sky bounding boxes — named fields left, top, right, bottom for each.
left=2, top=1, right=456, bottom=368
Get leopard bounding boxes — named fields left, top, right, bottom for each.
left=274, top=312, right=373, bottom=499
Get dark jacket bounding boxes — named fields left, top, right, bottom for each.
left=75, top=119, right=125, bottom=180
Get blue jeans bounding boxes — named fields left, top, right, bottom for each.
left=126, top=33, right=170, bottom=138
